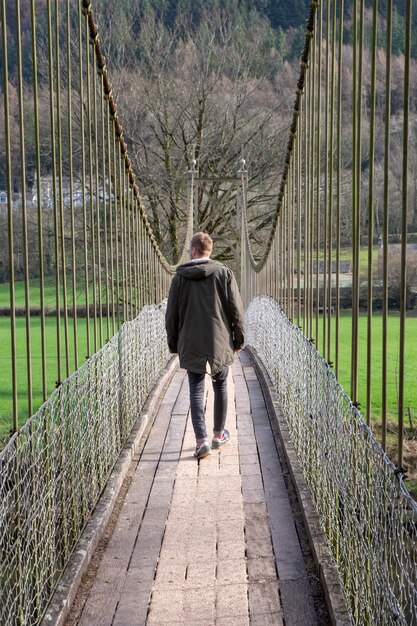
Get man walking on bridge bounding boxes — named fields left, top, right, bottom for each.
left=165, top=232, right=245, bottom=459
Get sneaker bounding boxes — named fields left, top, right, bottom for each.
left=194, top=441, right=211, bottom=459
left=211, top=429, right=230, bottom=449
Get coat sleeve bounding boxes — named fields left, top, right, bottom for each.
left=227, top=272, right=245, bottom=349
left=165, top=276, right=180, bottom=354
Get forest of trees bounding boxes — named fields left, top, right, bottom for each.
left=2, top=0, right=416, bottom=83
left=92, top=0, right=417, bottom=263
left=0, top=0, right=417, bottom=269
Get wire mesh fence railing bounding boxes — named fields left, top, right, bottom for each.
left=0, top=302, right=171, bottom=626
left=246, top=295, right=417, bottom=625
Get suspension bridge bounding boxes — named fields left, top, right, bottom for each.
left=1, top=0, right=416, bottom=624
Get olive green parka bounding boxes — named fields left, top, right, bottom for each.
left=165, top=258, right=245, bottom=374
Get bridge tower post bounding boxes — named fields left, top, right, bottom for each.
left=186, top=155, right=197, bottom=238
left=188, top=161, right=246, bottom=282
left=237, top=159, right=248, bottom=306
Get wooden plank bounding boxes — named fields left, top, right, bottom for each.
left=74, top=367, right=182, bottom=625
left=279, top=580, right=319, bottom=626
left=77, top=593, right=119, bottom=626
left=112, top=589, right=151, bottom=626
left=239, top=453, right=260, bottom=467
left=246, top=557, right=277, bottom=582
left=240, top=473, right=263, bottom=490
left=245, top=516, right=271, bottom=541
left=248, top=580, right=282, bottom=616
left=246, top=536, right=274, bottom=560
left=250, top=613, right=284, bottom=626
left=241, top=352, right=330, bottom=626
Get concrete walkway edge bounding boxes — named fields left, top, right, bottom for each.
left=246, top=346, right=352, bottom=626
left=41, top=357, right=180, bottom=626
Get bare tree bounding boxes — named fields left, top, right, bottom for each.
left=108, top=8, right=292, bottom=264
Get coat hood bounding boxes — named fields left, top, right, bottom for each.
left=176, top=258, right=220, bottom=281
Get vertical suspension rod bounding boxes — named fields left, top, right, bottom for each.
left=80, top=1, right=91, bottom=359
left=31, top=0, right=47, bottom=400
left=322, top=0, right=330, bottom=359
left=47, top=0, right=62, bottom=387
left=382, top=0, right=393, bottom=451
left=327, top=0, right=337, bottom=367
left=67, top=0, right=78, bottom=370
left=2, top=0, right=18, bottom=430
left=366, top=0, right=379, bottom=426
left=315, top=5, right=322, bottom=348
left=92, top=52, right=103, bottom=347
left=335, top=0, right=344, bottom=379
left=15, top=0, right=33, bottom=415
left=398, top=0, right=412, bottom=469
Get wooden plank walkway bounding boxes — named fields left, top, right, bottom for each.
left=64, top=351, right=332, bottom=626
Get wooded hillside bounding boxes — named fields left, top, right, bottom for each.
left=0, top=0, right=416, bottom=268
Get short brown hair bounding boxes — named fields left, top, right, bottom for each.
left=190, top=232, right=213, bottom=256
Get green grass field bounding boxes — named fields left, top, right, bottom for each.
left=314, top=311, right=417, bottom=426
left=1, top=309, right=415, bottom=430
left=0, top=316, right=108, bottom=439
left=0, top=275, right=109, bottom=308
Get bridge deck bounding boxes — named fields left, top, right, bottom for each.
left=64, top=351, right=330, bottom=626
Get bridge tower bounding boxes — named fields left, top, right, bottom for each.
left=186, top=158, right=248, bottom=290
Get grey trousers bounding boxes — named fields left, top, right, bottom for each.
left=187, top=367, right=229, bottom=441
